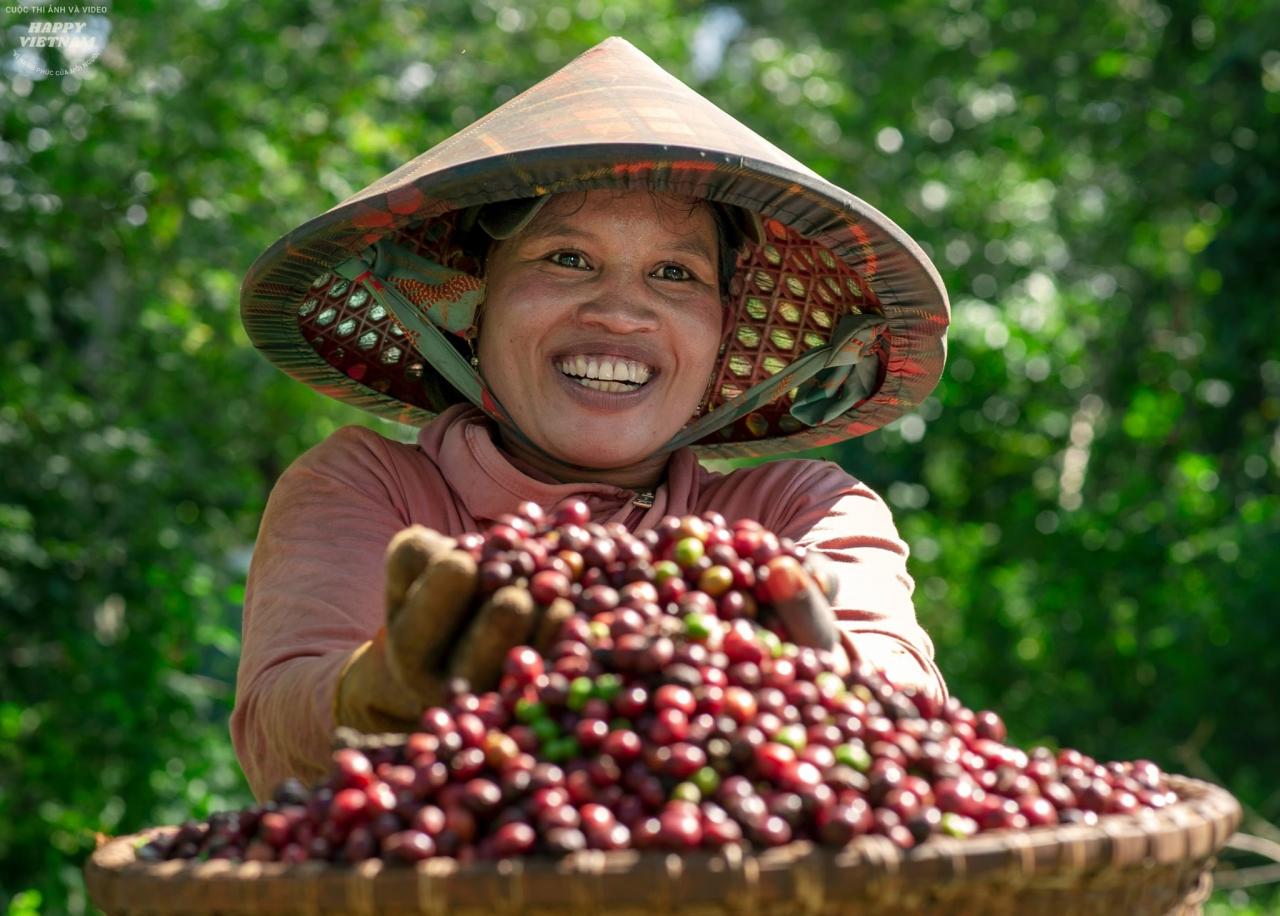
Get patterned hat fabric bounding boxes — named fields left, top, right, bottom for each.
left=240, top=37, right=949, bottom=460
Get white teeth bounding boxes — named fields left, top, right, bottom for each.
left=556, top=355, right=655, bottom=388
left=574, top=378, right=633, bottom=393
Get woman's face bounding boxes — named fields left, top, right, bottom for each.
left=476, top=189, right=725, bottom=471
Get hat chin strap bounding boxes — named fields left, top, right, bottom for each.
left=660, top=311, right=889, bottom=452
left=335, top=240, right=888, bottom=468
left=333, top=244, right=542, bottom=458
left=334, top=241, right=618, bottom=470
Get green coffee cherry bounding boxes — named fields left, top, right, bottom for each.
left=673, top=537, right=705, bottom=568
left=515, top=698, right=547, bottom=724
left=836, top=742, right=872, bottom=773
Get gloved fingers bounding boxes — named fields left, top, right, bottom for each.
left=335, top=633, right=431, bottom=732
left=448, top=586, right=536, bottom=690
left=387, top=549, right=478, bottom=696
left=765, top=556, right=842, bottom=653
left=385, top=526, right=455, bottom=620
left=532, top=597, right=575, bottom=656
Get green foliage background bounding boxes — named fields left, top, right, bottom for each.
left=2, top=0, right=1278, bottom=911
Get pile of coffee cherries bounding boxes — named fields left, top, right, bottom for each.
left=142, top=503, right=1181, bottom=865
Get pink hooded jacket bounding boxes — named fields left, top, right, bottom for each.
left=231, top=405, right=944, bottom=800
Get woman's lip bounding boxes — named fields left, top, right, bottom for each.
left=550, top=363, right=656, bottom=409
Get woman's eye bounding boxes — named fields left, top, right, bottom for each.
left=549, top=251, right=589, bottom=270
left=655, top=264, right=693, bottom=281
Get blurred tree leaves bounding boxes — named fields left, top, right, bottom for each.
left=721, top=0, right=1280, bottom=838
left=1, top=0, right=1277, bottom=911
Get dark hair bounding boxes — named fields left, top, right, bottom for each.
left=708, top=202, right=748, bottom=299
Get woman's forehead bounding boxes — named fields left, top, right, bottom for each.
left=527, top=189, right=717, bottom=235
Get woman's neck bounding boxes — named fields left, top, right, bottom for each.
left=496, top=428, right=669, bottom=492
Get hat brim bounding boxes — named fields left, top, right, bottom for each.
left=242, top=143, right=948, bottom=459
left=242, top=38, right=948, bottom=458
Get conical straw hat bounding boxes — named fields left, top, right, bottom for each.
left=241, top=37, right=948, bottom=458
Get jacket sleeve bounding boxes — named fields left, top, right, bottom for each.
left=764, top=460, right=947, bottom=700
left=230, top=426, right=417, bottom=801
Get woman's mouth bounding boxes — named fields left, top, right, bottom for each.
left=555, top=355, right=655, bottom=393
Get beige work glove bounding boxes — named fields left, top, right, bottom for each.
left=333, top=526, right=562, bottom=733
left=765, top=553, right=847, bottom=667
left=770, top=552, right=941, bottom=702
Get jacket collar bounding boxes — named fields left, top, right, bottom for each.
left=417, top=405, right=701, bottom=526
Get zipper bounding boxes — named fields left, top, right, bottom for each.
left=622, top=488, right=654, bottom=529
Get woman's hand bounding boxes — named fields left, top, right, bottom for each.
left=334, top=526, right=563, bottom=733
left=767, top=553, right=939, bottom=699
left=765, top=553, right=851, bottom=676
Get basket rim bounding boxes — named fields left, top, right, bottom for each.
left=86, top=774, right=1241, bottom=914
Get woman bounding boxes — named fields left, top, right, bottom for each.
left=233, top=38, right=950, bottom=801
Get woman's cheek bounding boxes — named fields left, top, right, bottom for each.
left=688, top=309, right=726, bottom=374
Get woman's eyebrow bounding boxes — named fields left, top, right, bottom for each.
left=665, top=236, right=716, bottom=264
left=522, top=217, right=586, bottom=241
left=523, top=219, right=716, bottom=264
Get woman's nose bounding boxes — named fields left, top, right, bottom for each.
left=574, top=274, right=661, bottom=333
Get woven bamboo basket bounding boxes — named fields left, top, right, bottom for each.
left=86, top=775, right=1238, bottom=916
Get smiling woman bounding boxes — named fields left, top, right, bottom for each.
left=232, top=38, right=951, bottom=799
left=477, top=190, right=726, bottom=483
